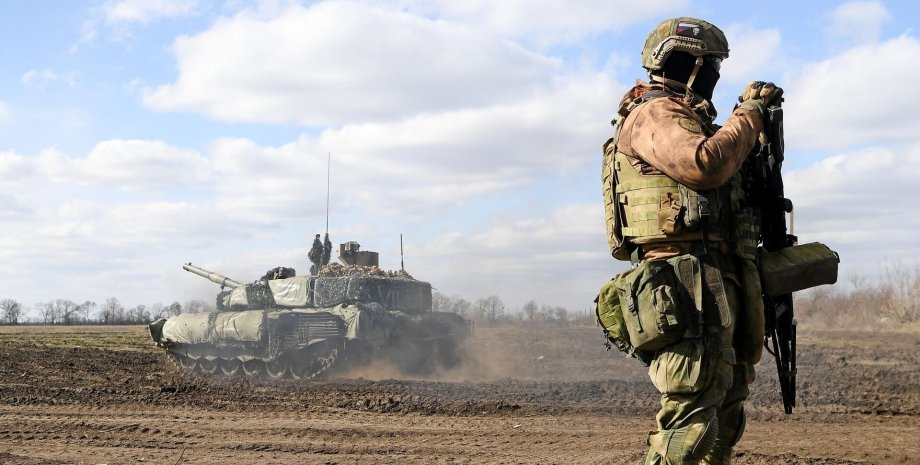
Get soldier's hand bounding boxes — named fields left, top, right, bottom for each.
left=739, top=81, right=783, bottom=106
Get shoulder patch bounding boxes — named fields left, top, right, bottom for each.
left=676, top=116, right=703, bottom=134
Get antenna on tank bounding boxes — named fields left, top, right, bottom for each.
left=325, top=152, right=331, bottom=236
left=400, top=234, right=405, bottom=271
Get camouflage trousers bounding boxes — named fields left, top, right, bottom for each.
left=645, top=254, right=755, bottom=465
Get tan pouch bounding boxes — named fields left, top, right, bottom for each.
left=759, top=242, right=839, bottom=296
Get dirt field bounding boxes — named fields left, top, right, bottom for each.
left=1, top=323, right=918, bottom=464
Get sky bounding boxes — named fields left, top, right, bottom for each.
left=2, top=0, right=920, bottom=316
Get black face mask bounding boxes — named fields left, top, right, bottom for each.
left=656, top=51, right=720, bottom=101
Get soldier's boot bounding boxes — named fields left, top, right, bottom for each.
left=700, top=406, right=746, bottom=465
left=645, top=417, right=719, bottom=465
left=700, top=446, right=732, bottom=465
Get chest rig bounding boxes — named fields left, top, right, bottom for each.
left=602, top=88, right=738, bottom=262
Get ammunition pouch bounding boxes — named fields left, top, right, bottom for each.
left=620, top=258, right=690, bottom=352
left=732, top=208, right=761, bottom=261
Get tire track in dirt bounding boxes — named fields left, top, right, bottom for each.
left=2, top=325, right=919, bottom=464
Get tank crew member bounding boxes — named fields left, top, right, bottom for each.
left=308, top=233, right=324, bottom=274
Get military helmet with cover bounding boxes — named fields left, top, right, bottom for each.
left=641, top=17, right=729, bottom=72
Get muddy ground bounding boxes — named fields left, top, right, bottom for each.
left=0, top=323, right=918, bottom=464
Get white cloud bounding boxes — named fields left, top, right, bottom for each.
left=785, top=144, right=920, bottom=274
left=72, top=0, right=202, bottom=50
left=827, top=1, right=891, bottom=43
left=784, top=35, right=920, bottom=150
left=410, top=202, right=620, bottom=308
left=143, top=1, right=562, bottom=125
left=20, top=69, right=77, bottom=89
left=196, top=71, right=622, bottom=220
left=719, top=24, right=782, bottom=84
left=24, top=140, right=209, bottom=189
left=0, top=150, right=34, bottom=186
left=396, top=0, right=689, bottom=46
left=81, top=140, right=210, bottom=188
left=103, top=0, right=200, bottom=24
left=0, top=193, right=34, bottom=221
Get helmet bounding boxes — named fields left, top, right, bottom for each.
left=641, top=17, right=729, bottom=72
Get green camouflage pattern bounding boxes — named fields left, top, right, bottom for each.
left=643, top=254, right=751, bottom=465
left=641, top=17, right=729, bottom=71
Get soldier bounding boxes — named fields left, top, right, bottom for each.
left=600, top=18, right=782, bottom=464
left=322, top=232, right=333, bottom=266
left=308, top=233, right=323, bottom=274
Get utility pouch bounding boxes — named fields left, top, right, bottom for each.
left=658, top=192, right=682, bottom=235
left=759, top=242, right=840, bottom=296
left=671, top=253, right=733, bottom=330
left=680, top=186, right=722, bottom=230
left=596, top=276, right=652, bottom=364
left=733, top=208, right=761, bottom=261
left=595, top=278, right=631, bottom=352
left=619, top=260, right=690, bottom=352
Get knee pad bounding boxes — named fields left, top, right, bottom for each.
left=648, top=417, right=719, bottom=464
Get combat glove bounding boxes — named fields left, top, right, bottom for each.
left=736, top=81, right=783, bottom=112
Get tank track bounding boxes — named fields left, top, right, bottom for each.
left=166, top=339, right=340, bottom=381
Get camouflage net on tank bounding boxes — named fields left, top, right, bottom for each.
left=317, top=263, right=415, bottom=281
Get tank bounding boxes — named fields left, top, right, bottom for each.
left=148, top=242, right=471, bottom=380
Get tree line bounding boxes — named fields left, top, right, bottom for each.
left=0, top=297, right=214, bottom=325
left=432, top=292, right=593, bottom=325
left=1, top=293, right=591, bottom=326
left=0, top=292, right=594, bottom=325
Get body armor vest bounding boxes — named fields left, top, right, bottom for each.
left=602, top=90, right=737, bottom=261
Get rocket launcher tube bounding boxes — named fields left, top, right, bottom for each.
left=182, top=263, right=243, bottom=289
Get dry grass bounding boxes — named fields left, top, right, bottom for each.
left=0, top=325, right=150, bottom=350
left=795, top=263, right=920, bottom=330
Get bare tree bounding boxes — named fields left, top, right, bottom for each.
left=476, top=295, right=505, bottom=322
left=450, top=295, right=472, bottom=319
left=164, top=301, right=182, bottom=317
left=880, top=262, right=920, bottom=323
left=36, top=299, right=81, bottom=324
left=150, top=302, right=166, bottom=319
left=78, top=301, right=97, bottom=322
left=126, top=304, right=151, bottom=323
left=99, top=297, right=124, bottom=325
left=0, top=299, right=22, bottom=325
left=432, top=292, right=452, bottom=313
left=183, top=299, right=213, bottom=313
left=522, top=300, right=539, bottom=321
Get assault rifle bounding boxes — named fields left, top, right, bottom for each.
left=742, top=100, right=798, bottom=414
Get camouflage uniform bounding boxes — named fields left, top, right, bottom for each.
left=309, top=234, right=324, bottom=274
left=600, top=18, right=777, bottom=465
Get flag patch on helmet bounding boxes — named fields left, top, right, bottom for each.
left=676, top=23, right=701, bottom=37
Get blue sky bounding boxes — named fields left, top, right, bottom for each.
left=2, top=0, right=919, bottom=315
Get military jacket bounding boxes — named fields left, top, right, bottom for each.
left=603, top=81, right=763, bottom=260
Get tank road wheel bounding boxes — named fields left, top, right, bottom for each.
left=242, top=359, right=264, bottom=377
left=220, top=358, right=243, bottom=377
left=170, top=353, right=198, bottom=374
left=290, top=340, right=340, bottom=381
left=198, top=358, right=219, bottom=375
left=265, top=357, right=289, bottom=380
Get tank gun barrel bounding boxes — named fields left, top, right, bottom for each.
left=182, top=263, right=243, bottom=289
